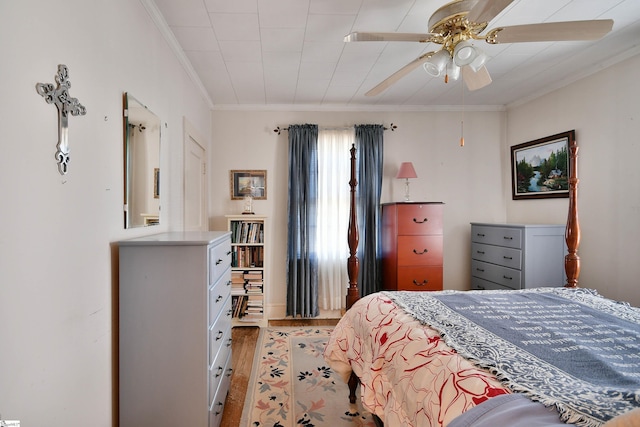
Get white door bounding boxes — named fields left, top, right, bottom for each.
left=183, top=118, right=207, bottom=231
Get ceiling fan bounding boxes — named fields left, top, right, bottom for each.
left=345, top=0, right=614, bottom=96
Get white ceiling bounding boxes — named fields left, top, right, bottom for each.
left=150, top=0, right=640, bottom=109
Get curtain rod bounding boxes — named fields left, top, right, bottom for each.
left=273, top=123, right=397, bottom=135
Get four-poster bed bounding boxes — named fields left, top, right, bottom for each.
left=324, top=137, right=640, bottom=426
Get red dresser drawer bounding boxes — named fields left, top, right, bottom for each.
left=397, top=204, right=443, bottom=235
left=396, top=267, right=443, bottom=291
left=397, top=235, right=443, bottom=266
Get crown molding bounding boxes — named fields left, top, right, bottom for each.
left=140, top=0, right=214, bottom=109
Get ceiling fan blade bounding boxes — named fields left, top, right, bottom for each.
left=365, top=52, right=436, bottom=96
left=466, top=0, right=516, bottom=24
left=345, top=32, right=438, bottom=43
left=488, top=19, right=614, bottom=44
left=462, top=65, right=492, bottom=91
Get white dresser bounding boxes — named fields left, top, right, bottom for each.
left=470, top=223, right=567, bottom=290
left=118, top=231, right=233, bottom=427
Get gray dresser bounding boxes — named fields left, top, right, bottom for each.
left=118, top=231, right=233, bottom=427
left=470, top=223, right=567, bottom=290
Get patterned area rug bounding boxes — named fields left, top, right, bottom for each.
left=240, top=326, right=375, bottom=427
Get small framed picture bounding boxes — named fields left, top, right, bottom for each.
left=153, top=168, right=160, bottom=199
left=511, top=130, right=574, bottom=200
left=230, top=170, right=267, bottom=200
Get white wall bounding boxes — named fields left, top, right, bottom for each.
left=505, top=54, right=640, bottom=306
left=209, top=109, right=507, bottom=317
left=2, top=1, right=638, bottom=425
left=0, top=1, right=211, bottom=425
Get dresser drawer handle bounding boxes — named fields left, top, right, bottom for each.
left=413, top=249, right=429, bottom=255
left=476, top=233, right=485, bottom=237
left=226, top=250, right=232, bottom=256
left=476, top=268, right=485, bottom=272
left=215, top=330, right=224, bottom=341
left=227, top=280, right=232, bottom=287
left=214, top=401, right=224, bottom=415
left=226, top=309, right=232, bottom=317
left=476, top=250, right=485, bottom=255
left=226, top=338, right=232, bottom=347
left=215, top=295, right=223, bottom=303
left=215, top=258, right=223, bottom=265
left=503, top=256, right=512, bottom=260
left=503, top=275, right=513, bottom=280
left=503, top=236, right=513, bottom=240
left=215, top=366, right=224, bottom=377
left=226, top=367, right=233, bottom=377
left=412, top=279, right=428, bottom=286
left=413, top=217, right=428, bottom=224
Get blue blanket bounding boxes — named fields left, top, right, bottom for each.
left=383, top=288, right=640, bottom=427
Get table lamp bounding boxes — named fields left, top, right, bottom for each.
left=396, top=162, right=417, bottom=202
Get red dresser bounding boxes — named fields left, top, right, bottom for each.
left=381, top=202, right=444, bottom=291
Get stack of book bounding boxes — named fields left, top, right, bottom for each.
left=231, top=270, right=264, bottom=321
left=231, top=271, right=246, bottom=294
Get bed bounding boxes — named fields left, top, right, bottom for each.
left=323, top=138, right=640, bottom=426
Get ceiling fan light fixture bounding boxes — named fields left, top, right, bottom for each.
left=453, top=40, right=479, bottom=66
left=468, top=50, right=488, bottom=72
left=423, top=49, right=450, bottom=77
left=446, top=61, right=461, bottom=81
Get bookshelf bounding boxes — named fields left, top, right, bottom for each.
left=226, top=215, right=267, bottom=327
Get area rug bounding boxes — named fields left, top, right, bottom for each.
left=240, top=326, right=375, bottom=427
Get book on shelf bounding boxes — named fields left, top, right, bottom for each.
left=231, top=247, right=264, bottom=268
left=230, top=220, right=264, bottom=244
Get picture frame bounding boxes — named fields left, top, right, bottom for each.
left=511, top=130, right=574, bottom=200
left=230, top=170, right=267, bottom=200
left=153, top=168, right=160, bottom=199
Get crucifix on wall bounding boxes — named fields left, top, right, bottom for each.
left=36, top=64, right=87, bottom=175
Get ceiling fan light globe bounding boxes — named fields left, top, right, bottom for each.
left=423, top=62, right=442, bottom=77
left=453, top=40, right=479, bottom=66
left=423, top=50, right=450, bottom=77
left=468, top=51, right=488, bottom=72
left=447, top=61, right=461, bottom=81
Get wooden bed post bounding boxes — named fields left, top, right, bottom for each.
left=346, top=143, right=360, bottom=310
left=346, top=143, right=361, bottom=405
left=565, top=136, right=580, bottom=288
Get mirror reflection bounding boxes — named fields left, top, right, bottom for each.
left=123, top=93, right=160, bottom=228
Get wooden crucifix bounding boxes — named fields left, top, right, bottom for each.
left=36, top=64, right=86, bottom=175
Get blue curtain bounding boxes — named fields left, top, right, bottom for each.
left=286, top=124, right=319, bottom=317
left=355, top=124, right=384, bottom=296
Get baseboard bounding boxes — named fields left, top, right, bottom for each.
left=268, top=303, right=343, bottom=320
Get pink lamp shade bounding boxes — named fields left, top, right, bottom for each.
left=396, top=162, right=417, bottom=179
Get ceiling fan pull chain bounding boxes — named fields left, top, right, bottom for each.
left=460, top=83, right=465, bottom=147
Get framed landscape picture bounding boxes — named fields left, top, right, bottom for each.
left=230, top=170, right=267, bottom=200
left=511, top=130, right=575, bottom=200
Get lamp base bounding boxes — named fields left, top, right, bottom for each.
left=403, top=179, right=412, bottom=202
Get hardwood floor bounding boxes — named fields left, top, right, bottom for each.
left=220, top=319, right=340, bottom=427
left=219, top=326, right=260, bottom=427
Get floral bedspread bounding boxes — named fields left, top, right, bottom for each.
left=323, top=292, right=510, bottom=427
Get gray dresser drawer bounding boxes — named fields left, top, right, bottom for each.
left=209, top=294, right=232, bottom=368
left=471, top=242, right=522, bottom=269
left=471, top=259, right=521, bottom=290
left=471, top=225, right=522, bottom=249
left=471, top=276, right=514, bottom=291
left=209, top=350, right=232, bottom=427
left=209, top=238, right=232, bottom=287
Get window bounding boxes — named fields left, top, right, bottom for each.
left=317, top=128, right=353, bottom=310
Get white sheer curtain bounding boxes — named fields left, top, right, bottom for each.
left=317, top=128, right=353, bottom=310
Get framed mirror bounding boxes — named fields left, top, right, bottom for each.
left=123, top=93, right=161, bottom=228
